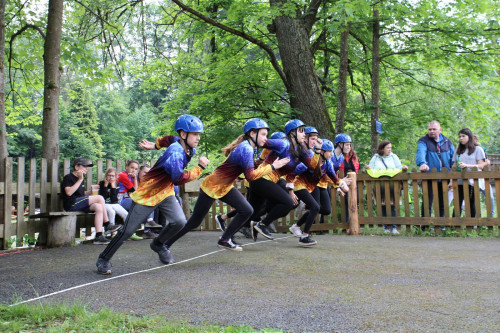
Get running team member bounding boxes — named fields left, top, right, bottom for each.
left=96, top=115, right=208, bottom=274
left=248, top=119, right=319, bottom=241
left=162, top=118, right=289, bottom=257
left=289, top=139, right=348, bottom=245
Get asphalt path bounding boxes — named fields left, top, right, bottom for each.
left=1, top=232, right=499, bottom=332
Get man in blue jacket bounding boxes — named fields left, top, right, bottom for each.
left=416, top=120, right=454, bottom=218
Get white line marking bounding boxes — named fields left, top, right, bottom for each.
left=9, top=235, right=294, bottom=307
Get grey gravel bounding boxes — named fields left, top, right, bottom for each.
left=0, top=232, right=499, bottom=332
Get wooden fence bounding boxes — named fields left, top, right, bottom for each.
left=1, top=157, right=500, bottom=249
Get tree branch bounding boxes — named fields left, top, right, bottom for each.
left=169, top=0, right=287, bottom=88
left=302, top=0, right=323, bottom=35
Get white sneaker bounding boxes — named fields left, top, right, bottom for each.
left=384, top=228, right=391, bottom=234
left=391, top=228, right=399, bottom=235
left=289, top=224, right=303, bottom=237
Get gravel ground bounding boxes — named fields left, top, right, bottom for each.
left=1, top=232, right=499, bottom=332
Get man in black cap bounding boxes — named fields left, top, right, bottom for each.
left=61, top=157, right=122, bottom=244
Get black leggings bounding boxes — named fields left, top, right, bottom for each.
left=317, top=187, right=332, bottom=223
left=165, top=188, right=253, bottom=247
left=295, top=189, right=320, bottom=234
left=247, top=178, right=294, bottom=226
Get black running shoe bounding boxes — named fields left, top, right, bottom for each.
left=299, top=236, right=317, bottom=247
left=250, top=221, right=258, bottom=241
left=105, top=224, right=122, bottom=233
left=215, top=214, right=226, bottom=231
left=230, top=237, right=241, bottom=246
left=217, top=238, right=242, bottom=251
left=150, top=241, right=174, bottom=264
left=96, top=257, right=112, bottom=275
left=254, top=222, right=274, bottom=240
left=239, top=227, right=252, bottom=239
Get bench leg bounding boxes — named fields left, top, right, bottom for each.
left=47, top=215, right=77, bottom=248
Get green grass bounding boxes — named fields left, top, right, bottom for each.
left=0, top=303, right=281, bottom=333
left=360, top=224, right=499, bottom=237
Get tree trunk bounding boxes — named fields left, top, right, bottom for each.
left=336, top=22, right=349, bottom=134
left=0, top=0, right=7, bottom=167
left=270, top=0, right=334, bottom=139
left=41, top=0, right=64, bottom=160
left=370, top=9, right=380, bottom=155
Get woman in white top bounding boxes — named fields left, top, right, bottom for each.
left=368, top=140, right=408, bottom=233
left=451, top=128, right=486, bottom=217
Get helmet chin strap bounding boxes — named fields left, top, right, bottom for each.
left=181, top=132, right=194, bottom=156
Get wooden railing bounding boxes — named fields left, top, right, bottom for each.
left=1, top=157, right=500, bottom=249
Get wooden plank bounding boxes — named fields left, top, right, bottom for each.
left=412, top=177, right=419, bottom=218
left=116, top=160, right=123, bottom=174
left=17, top=157, right=27, bottom=237
left=403, top=179, right=410, bottom=217
left=496, top=178, right=500, bottom=218
left=431, top=179, right=439, bottom=217
left=463, top=181, right=471, bottom=218
left=422, top=180, right=429, bottom=217
left=375, top=181, right=382, bottom=217
left=442, top=179, right=450, bottom=218
left=63, top=159, right=70, bottom=176
left=40, top=158, right=47, bottom=213
left=473, top=180, right=481, bottom=218
left=28, top=159, right=37, bottom=236
left=31, top=211, right=92, bottom=217
left=484, top=177, right=492, bottom=218
left=358, top=216, right=499, bottom=226
left=106, top=159, right=113, bottom=170
left=365, top=181, right=373, bottom=218
left=86, top=163, right=93, bottom=190
left=331, top=187, right=338, bottom=223
left=384, top=180, right=391, bottom=217
left=394, top=180, right=401, bottom=217
left=2, top=158, right=13, bottom=247
left=357, top=180, right=364, bottom=218
left=452, top=178, right=461, bottom=217
left=50, top=159, right=59, bottom=211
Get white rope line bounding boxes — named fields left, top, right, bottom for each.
left=9, top=235, right=294, bottom=307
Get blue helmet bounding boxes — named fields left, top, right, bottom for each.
left=305, top=126, right=319, bottom=135
left=284, top=119, right=305, bottom=135
left=334, top=133, right=352, bottom=144
left=243, top=118, right=269, bottom=134
left=175, top=115, right=204, bottom=133
left=321, top=139, right=334, bottom=151
left=270, top=131, right=286, bottom=140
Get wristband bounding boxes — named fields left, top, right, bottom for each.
left=198, top=164, right=206, bottom=170
left=271, top=164, right=275, bottom=170
left=155, top=143, right=160, bottom=150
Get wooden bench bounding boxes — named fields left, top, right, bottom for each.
left=30, top=211, right=93, bottom=248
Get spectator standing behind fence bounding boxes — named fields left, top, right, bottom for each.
left=416, top=120, right=454, bottom=220
left=61, top=158, right=122, bottom=245
left=450, top=128, right=486, bottom=217
left=367, top=140, right=408, bottom=234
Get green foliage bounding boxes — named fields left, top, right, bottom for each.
left=0, top=303, right=280, bottom=332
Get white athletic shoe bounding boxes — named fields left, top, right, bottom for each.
left=289, top=224, right=303, bottom=237
left=391, top=228, right=400, bottom=235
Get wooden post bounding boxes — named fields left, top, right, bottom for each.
left=347, top=171, right=359, bottom=235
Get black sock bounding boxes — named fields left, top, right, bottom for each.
left=96, top=232, right=103, bottom=237
left=103, top=222, right=110, bottom=228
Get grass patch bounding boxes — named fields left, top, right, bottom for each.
left=0, top=303, right=281, bottom=333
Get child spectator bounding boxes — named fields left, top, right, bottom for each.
left=61, top=158, right=121, bottom=244
left=99, top=168, right=141, bottom=240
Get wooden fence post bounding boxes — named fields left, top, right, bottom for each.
left=348, top=171, right=359, bottom=235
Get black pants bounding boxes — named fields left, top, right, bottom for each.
left=456, top=184, right=476, bottom=217
left=166, top=188, right=253, bottom=247
left=247, top=178, right=294, bottom=226
left=318, top=187, right=332, bottom=223
left=421, top=181, right=445, bottom=217
left=295, top=189, right=320, bottom=234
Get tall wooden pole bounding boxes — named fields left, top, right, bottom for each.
left=348, top=171, right=359, bottom=235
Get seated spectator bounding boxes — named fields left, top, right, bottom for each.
left=61, top=158, right=121, bottom=244
left=99, top=168, right=141, bottom=240
left=367, top=140, right=408, bottom=234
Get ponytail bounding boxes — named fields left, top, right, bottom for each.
left=221, top=134, right=248, bottom=157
